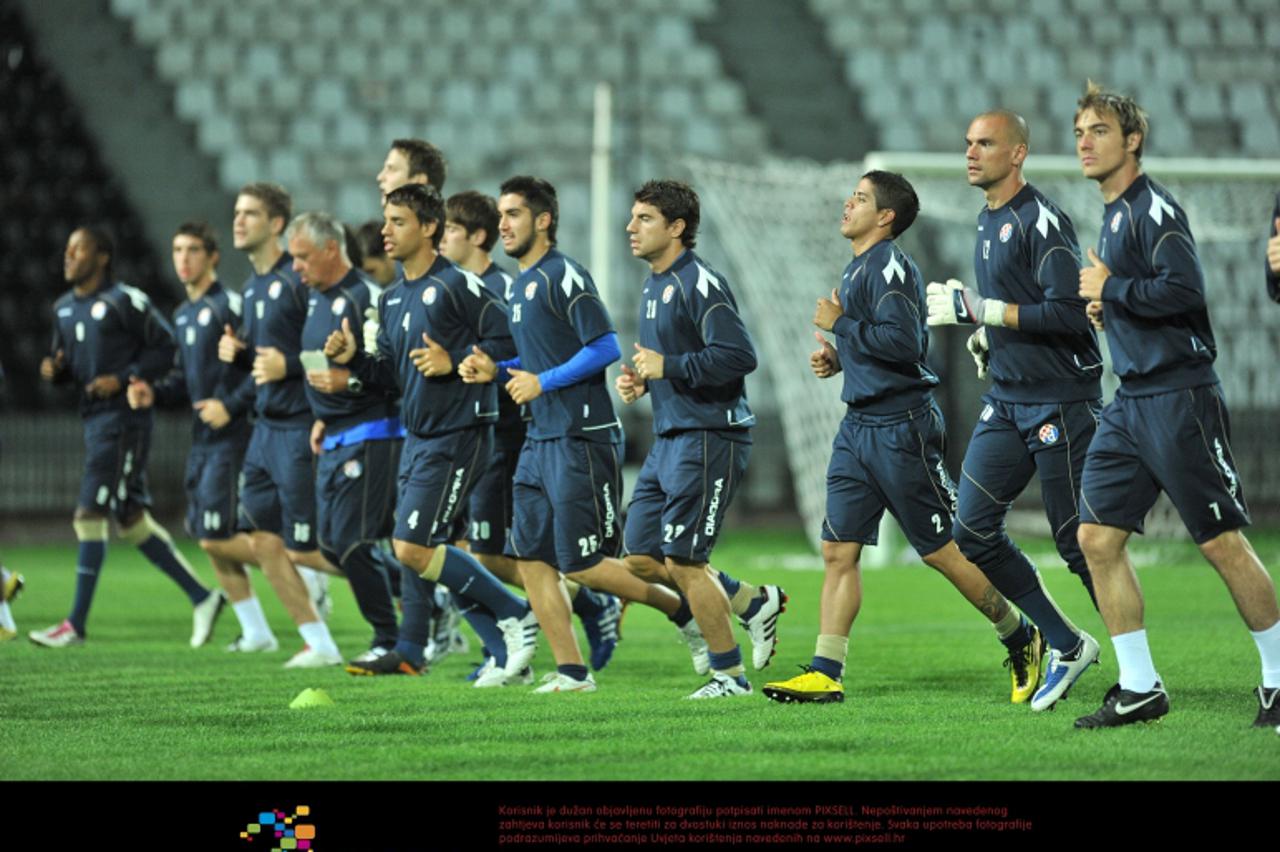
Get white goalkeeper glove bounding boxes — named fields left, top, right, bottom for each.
left=966, top=327, right=990, bottom=380
left=362, top=306, right=380, bottom=355
left=926, top=279, right=1007, bottom=327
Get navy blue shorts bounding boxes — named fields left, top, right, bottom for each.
left=462, top=425, right=524, bottom=555
left=184, top=438, right=247, bottom=540
left=317, top=437, right=401, bottom=560
left=79, top=410, right=153, bottom=521
left=238, top=421, right=317, bottom=550
left=394, top=426, right=491, bottom=548
left=822, top=402, right=957, bottom=556
left=509, top=436, right=622, bottom=573
left=623, top=431, right=750, bottom=564
left=1080, top=384, right=1249, bottom=544
left=956, top=394, right=1099, bottom=566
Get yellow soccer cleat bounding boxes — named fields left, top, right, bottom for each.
left=762, top=666, right=844, bottom=704
left=1005, top=626, right=1045, bottom=704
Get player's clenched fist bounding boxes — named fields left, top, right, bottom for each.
left=813, top=290, right=842, bottom=332
left=218, top=324, right=246, bottom=363
left=505, top=368, right=541, bottom=404
left=127, top=377, right=154, bottom=409
left=40, top=348, right=66, bottom=381
left=632, top=342, right=664, bottom=381
left=616, top=363, right=646, bottom=403
left=809, top=331, right=839, bottom=379
left=324, top=317, right=357, bottom=364
left=460, top=346, right=497, bottom=384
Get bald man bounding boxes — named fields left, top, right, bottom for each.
left=925, top=110, right=1101, bottom=713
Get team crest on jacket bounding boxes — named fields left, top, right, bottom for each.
left=269, top=280, right=282, bottom=300
left=1110, top=211, right=1123, bottom=233
left=1038, top=423, right=1060, bottom=444
left=422, top=287, right=437, bottom=305
left=332, top=296, right=347, bottom=315
left=999, top=222, right=1013, bottom=243
left=525, top=282, right=538, bottom=300
left=662, top=284, right=674, bottom=304
left=343, top=460, right=362, bottom=479
left=197, top=307, right=212, bottom=326
left=90, top=301, right=107, bottom=320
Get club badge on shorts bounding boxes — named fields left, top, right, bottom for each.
left=1038, top=423, right=1060, bottom=445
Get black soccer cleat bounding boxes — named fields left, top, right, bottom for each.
left=1074, top=681, right=1169, bottom=729
left=1253, top=685, right=1280, bottom=729
left=345, top=649, right=425, bottom=676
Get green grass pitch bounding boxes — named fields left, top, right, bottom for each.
left=2, top=528, right=1279, bottom=781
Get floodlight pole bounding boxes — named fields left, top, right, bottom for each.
left=591, top=81, right=615, bottom=312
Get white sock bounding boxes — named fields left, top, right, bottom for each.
left=298, top=620, right=339, bottom=655
left=231, top=596, right=274, bottom=644
left=0, top=600, right=14, bottom=632
left=1112, top=629, right=1159, bottom=692
left=1249, top=619, right=1280, bottom=689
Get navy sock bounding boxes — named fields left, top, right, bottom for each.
left=394, top=565, right=436, bottom=667
left=668, top=595, right=693, bottom=627
left=708, top=646, right=743, bottom=672
left=741, top=594, right=764, bottom=621
left=981, top=551, right=1078, bottom=651
left=998, top=614, right=1035, bottom=652
left=453, top=592, right=507, bottom=666
left=340, top=544, right=399, bottom=649
left=373, top=544, right=403, bottom=599
left=68, top=540, right=107, bottom=634
left=436, top=545, right=525, bottom=620
left=558, top=663, right=589, bottom=681
left=569, top=586, right=608, bottom=619
left=717, top=570, right=741, bottom=599
left=138, top=535, right=207, bottom=604
left=810, top=655, right=843, bottom=681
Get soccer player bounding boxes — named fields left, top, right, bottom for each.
left=762, top=173, right=1025, bottom=704
left=372, top=136, right=471, bottom=661
left=1266, top=193, right=1279, bottom=303
left=218, top=183, right=343, bottom=666
left=356, top=221, right=397, bottom=287
left=0, top=565, right=19, bottom=642
left=617, top=179, right=786, bottom=697
left=925, top=110, right=1101, bottom=711
left=0, top=364, right=21, bottom=641
left=31, top=226, right=225, bottom=648
left=439, top=190, right=621, bottom=682
left=460, top=176, right=702, bottom=694
left=325, top=183, right=541, bottom=680
left=1071, top=83, right=1280, bottom=729
left=284, top=211, right=405, bottom=664
left=127, top=221, right=278, bottom=652
left=376, top=138, right=447, bottom=204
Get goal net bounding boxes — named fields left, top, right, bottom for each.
left=686, top=152, right=1280, bottom=552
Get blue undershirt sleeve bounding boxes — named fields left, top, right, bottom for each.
left=536, top=333, right=620, bottom=393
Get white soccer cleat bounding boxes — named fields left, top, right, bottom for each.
left=474, top=659, right=535, bottom=688
left=225, top=634, right=280, bottom=653
left=678, top=620, right=710, bottom=675
left=533, top=671, right=597, bottom=693
left=687, top=672, right=753, bottom=699
left=191, top=590, right=227, bottom=648
left=740, top=585, right=788, bottom=670
left=1031, top=631, right=1100, bottom=711
left=347, top=646, right=390, bottom=664
left=497, top=608, right=540, bottom=677
left=29, top=620, right=83, bottom=648
left=283, top=645, right=343, bottom=669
